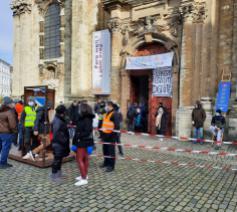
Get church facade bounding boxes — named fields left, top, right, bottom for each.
left=11, top=0, right=237, bottom=138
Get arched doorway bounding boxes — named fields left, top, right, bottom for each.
left=129, top=42, right=173, bottom=135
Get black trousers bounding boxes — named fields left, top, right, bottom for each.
left=24, top=127, right=38, bottom=153
left=52, top=156, right=63, bottom=174
left=103, top=138, right=116, bottom=169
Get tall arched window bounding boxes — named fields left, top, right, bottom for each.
left=44, top=3, right=60, bottom=59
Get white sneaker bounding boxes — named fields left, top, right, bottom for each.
left=74, top=179, right=88, bottom=186
left=29, top=151, right=35, bottom=161
left=22, top=153, right=31, bottom=160
left=75, top=176, right=88, bottom=181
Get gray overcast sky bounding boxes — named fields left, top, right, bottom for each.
left=0, top=0, right=13, bottom=64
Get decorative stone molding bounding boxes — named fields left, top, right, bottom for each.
left=35, top=0, right=65, bottom=14
left=38, top=62, right=62, bottom=79
left=107, top=18, right=121, bottom=32
left=11, top=0, right=32, bottom=16
left=192, top=1, right=207, bottom=23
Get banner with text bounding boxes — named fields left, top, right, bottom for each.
left=215, top=81, right=231, bottom=113
left=125, top=52, right=174, bottom=70
left=152, top=67, right=172, bottom=97
left=92, top=30, right=111, bottom=95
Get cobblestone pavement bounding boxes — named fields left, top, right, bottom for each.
left=1, top=134, right=237, bottom=212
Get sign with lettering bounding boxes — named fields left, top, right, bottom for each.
left=125, top=52, right=174, bottom=70
left=215, top=81, right=231, bottom=113
left=152, top=67, right=172, bottom=97
left=92, top=30, right=111, bottom=95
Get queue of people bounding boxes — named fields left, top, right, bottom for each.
left=0, top=95, right=227, bottom=185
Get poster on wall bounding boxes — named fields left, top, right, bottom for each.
left=152, top=67, right=172, bottom=97
left=92, top=29, right=111, bottom=95
left=215, top=81, right=231, bottom=113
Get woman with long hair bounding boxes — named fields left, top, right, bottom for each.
left=73, top=102, right=95, bottom=186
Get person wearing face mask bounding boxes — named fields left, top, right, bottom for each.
left=210, top=109, right=226, bottom=149
left=191, top=101, right=206, bottom=144
left=20, top=97, right=38, bottom=159
left=0, top=97, right=17, bottom=169
left=100, top=101, right=120, bottom=172
left=50, top=105, right=70, bottom=181
left=67, top=100, right=78, bottom=141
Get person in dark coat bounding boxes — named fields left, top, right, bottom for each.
left=210, top=109, right=225, bottom=148
left=114, top=103, right=124, bottom=156
left=126, top=103, right=136, bottom=131
left=67, top=100, right=78, bottom=140
left=73, top=103, right=95, bottom=186
left=191, top=101, right=206, bottom=143
left=155, top=103, right=167, bottom=135
left=100, top=101, right=120, bottom=172
left=50, top=105, right=70, bottom=181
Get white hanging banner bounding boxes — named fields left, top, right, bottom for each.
left=125, top=52, right=174, bottom=70
left=152, top=67, right=172, bottom=97
left=92, top=29, right=111, bottom=95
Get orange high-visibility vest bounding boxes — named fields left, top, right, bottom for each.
left=102, top=112, right=115, bottom=134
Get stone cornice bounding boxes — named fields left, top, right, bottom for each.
left=11, top=0, right=32, bottom=16
left=104, top=0, right=207, bottom=23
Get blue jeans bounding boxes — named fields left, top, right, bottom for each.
left=0, top=134, right=13, bottom=165
left=194, top=128, right=203, bottom=142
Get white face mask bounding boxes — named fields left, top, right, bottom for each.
left=28, top=101, right=34, bottom=106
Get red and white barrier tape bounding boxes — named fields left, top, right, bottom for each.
left=90, top=153, right=236, bottom=172
left=95, top=141, right=237, bottom=158
left=95, top=128, right=237, bottom=146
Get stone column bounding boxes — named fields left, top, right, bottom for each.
left=71, top=0, right=98, bottom=99
left=110, top=28, right=123, bottom=102
left=64, top=0, right=72, bottom=101
left=209, top=0, right=220, bottom=97
left=12, top=16, right=21, bottom=97
left=176, top=18, right=194, bottom=137
left=192, top=23, right=202, bottom=103
left=179, top=19, right=194, bottom=107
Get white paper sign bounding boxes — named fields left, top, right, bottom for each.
left=92, top=30, right=111, bottom=94
left=126, top=52, right=174, bottom=70
left=152, top=68, right=172, bottom=97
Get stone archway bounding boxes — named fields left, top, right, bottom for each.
left=120, top=33, right=179, bottom=134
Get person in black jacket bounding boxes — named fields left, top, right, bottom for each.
left=50, top=105, right=70, bottom=181
left=210, top=109, right=226, bottom=148
left=73, top=103, right=95, bottom=186
left=100, top=101, right=120, bottom=172
left=68, top=100, right=78, bottom=140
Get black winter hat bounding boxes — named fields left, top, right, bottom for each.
left=56, top=105, right=67, bottom=115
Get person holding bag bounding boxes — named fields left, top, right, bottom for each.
left=73, top=102, right=95, bottom=186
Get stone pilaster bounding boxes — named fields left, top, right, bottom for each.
left=192, top=23, right=202, bottom=103
left=179, top=19, right=193, bottom=107
left=63, top=0, right=72, bottom=101
left=71, top=0, right=98, bottom=98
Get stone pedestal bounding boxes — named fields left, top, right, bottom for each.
left=176, top=107, right=193, bottom=138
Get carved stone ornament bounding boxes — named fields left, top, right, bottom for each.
left=35, top=0, right=65, bottom=14
left=38, top=62, right=61, bottom=79
left=107, top=18, right=121, bottom=32
left=11, top=0, right=32, bottom=16
left=192, top=1, right=207, bottom=23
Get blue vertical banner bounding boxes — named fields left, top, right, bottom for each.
left=215, top=81, right=231, bottom=113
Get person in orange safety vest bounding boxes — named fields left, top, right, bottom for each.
left=100, top=101, right=120, bottom=172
